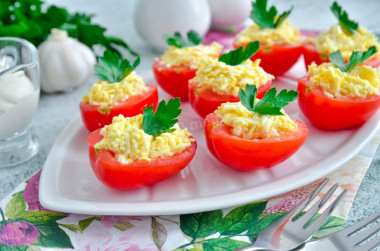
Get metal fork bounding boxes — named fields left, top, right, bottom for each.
left=302, top=210, right=380, bottom=251
left=239, top=179, right=347, bottom=251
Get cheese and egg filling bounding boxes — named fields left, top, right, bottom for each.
left=308, top=62, right=380, bottom=99
left=159, top=42, right=223, bottom=69
left=215, top=102, right=297, bottom=140
left=189, top=58, right=274, bottom=96
left=235, top=21, right=301, bottom=46
left=314, top=24, right=380, bottom=60
left=94, top=114, right=194, bottom=164
left=82, top=71, right=148, bottom=108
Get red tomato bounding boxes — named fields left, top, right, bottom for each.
left=88, top=129, right=197, bottom=190
left=152, top=59, right=197, bottom=100
left=189, top=81, right=271, bottom=118
left=205, top=113, right=308, bottom=171
left=234, top=42, right=303, bottom=76
left=80, top=84, right=158, bottom=132
left=303, top=42, right=380, bottom=70
left=298, top=76, right=380, bottom=130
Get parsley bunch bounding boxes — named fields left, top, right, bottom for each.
left=164, top=30, right=203, bottom=48
left=0, top=0, right=135, bottom=56
left=331, top=2, right=358, bottom=35
left=143, top=98, right=182, bottom=136
left=219, top=41, right=260, bottom=66
left=329, top=46, right=378, bottom=72
left=250, top=0, right=292, bottom=29
left=94, top=50, right=140, bottom=83
left=239, top=84, right=298, bottom=115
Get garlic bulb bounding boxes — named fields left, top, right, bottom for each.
left=38, top=29, right=96, bottom=93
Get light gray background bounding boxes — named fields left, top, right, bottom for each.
left=1, top=0, right=379, bottom=231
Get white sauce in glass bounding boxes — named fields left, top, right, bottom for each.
left=0, top=69, right=39, bottom=140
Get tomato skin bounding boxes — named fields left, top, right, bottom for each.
left=189, top=81, right=271, bottom=118
left=152, top=59, right=197, bottom=100
left=302, top=43, right=328, bottom=69
left=80, top=84, right=158, bottom=132
left=233, top=42, right=303, bottom=76
left=298, top=76, right=380, bottom=130
left=303, top=43, right=380, bottom=70
left=205, top=113, right=308, bottom=171
left=88, top=129, right=197, bottom=190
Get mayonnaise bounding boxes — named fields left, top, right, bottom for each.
left=0, top=67, right=39, bottom=140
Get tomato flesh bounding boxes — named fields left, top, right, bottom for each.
left=303, top=42, right=380, bottom=70
left=88, top=129, right=197, bottom=190
left=298, top=76, right=380, bottom=130
left=234, top=42, right=303, bottom=76
left=152, top=59, right=197, bottom=100
left=205, top=113, right=308, bottom=171
left=189, top=81, right=271, bottom=118
left=80, top=84, right=158, bottom=132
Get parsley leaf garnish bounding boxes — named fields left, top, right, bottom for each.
left=239, top=84, right=298, bottom=115
left=250, top=0, right=292, bottom=29
left=143, top=98, right=182, bottom=136
left=219, top=41, right=260, bottom=66
left=94, top=50, right=140, bottom=83
left=331, top=1, right=358, bottom=35
left=329, top=46, right=377, bottom=72
left=164, top=30, right=203, bottom=48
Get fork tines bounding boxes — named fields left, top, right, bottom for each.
left=332, top=210, right=380, bottom=250
left=288, top=179, right=347, bottom=238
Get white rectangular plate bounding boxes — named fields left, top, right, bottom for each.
left=39, top=61, right=380, bottom=215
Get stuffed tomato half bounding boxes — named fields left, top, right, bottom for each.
left=298, top=48, right=380, bottom=130
left=303, top=2, right=380, bottom=70
left=205, top=84, right=308, bottom=171
left=80, top=50, right=158, bottom=132
left=88, top=98, right=197, bottom=190
left=189, top=41, right=273, bottom=118
left=298, top=77, right=380, bottom=130
left=234, top=0, right=303, bottom=76
left=303, top=34, right=380, bottom=70
left=153, top=30, right=222, bottom=100
left=80, top=84, right=158, bottom=132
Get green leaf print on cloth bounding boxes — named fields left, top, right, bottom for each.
left=180, top=210, right=223, bottom=240
left=217, top=202, right=266, bottom=236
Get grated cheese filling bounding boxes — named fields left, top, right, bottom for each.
left=160, top=42, right=222, bottom=69
left=235, top=21, right=301, bottom=46
left=215, top=102, right=297, bottom=139
left=189, top=58, right=274, bottom=96
left=308, top=62, right=380, bottom=98
left=314, top=24, right=380, bottom=60
left=82, top=72, right=148, bottom=108
left=94, top=114, right=194, bottom=164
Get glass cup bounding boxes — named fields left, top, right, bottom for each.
left=0, top=38, right=40, bottom=167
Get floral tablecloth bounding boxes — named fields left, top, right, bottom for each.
left=1, top=30, right=379, bottom=250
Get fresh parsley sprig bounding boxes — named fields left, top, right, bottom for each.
left=239, top=84, right=298, bottom=115
left=164, top=30, right=203, bottom=48
left=94, top=50, right=140, bottom=83
left=331, top=1, right=358, bottom=35
left=219, top=41, right=260, bottom=66
left=143, top=98, right=182, bottom=136
left=329, top=46, right=377, bottom=72
left=250, top=0, right=293, bottom=29
left=0, top=1, right=135, bottom=56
